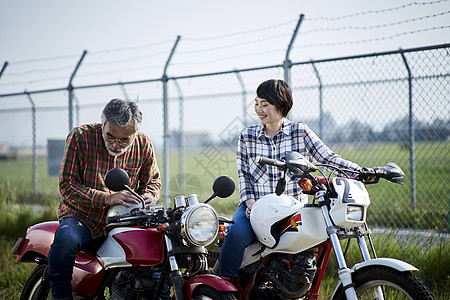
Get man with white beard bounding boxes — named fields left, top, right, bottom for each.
left=47, top=98, right=161, bottom=300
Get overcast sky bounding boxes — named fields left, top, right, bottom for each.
left=0, top=0, right=449, bottom=93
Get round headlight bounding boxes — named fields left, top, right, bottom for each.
left=180, top=204, right=219, bottom=247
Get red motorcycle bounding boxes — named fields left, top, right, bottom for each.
left=11, top=168, right=238, bottom=300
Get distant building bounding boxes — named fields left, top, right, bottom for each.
left=171, top=131, right=211, bottom=148
left=0, top=143, right=17, bottom=160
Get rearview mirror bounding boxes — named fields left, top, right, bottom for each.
left=377, top=162, right=405, bottom=184
left=204, top=175, right=235, bottom=204
left=213, top=175, right=235, bottom=198
left=105, top=168, right=145, bottom=208
left=105, top=168, right=129, bottom=191
left=285, top=152, right=317, bottom=177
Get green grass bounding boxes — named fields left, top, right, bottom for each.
left=0, top=141, right=448, bottom=298
left=0, top=142, right=448, bottom=229
left=1, top=237, right=39, bottom=299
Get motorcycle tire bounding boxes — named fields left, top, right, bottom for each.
left=20, top=264, right=51, bottom=300
left=191, top=285, right=238, bottom=300
left=332, top=266, right=435, bottom=300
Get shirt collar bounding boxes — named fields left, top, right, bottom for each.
left=256, top=118, right=292, bottom=139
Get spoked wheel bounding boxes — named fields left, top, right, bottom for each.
left=332, top=266, right=435, bottom=300
left=20, top=265, right=51, bottom=300
left=192, top=285, right=238, bottom=300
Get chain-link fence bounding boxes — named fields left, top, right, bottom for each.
left=1, top=45, right=449, bottom=244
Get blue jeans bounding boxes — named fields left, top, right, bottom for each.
left=218, top=204, right=256, bottom=278
left=47, top=217, right=92, bottom=299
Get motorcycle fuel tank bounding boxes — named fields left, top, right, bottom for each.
left=271, top=207, right=328, bottom=253
left=97, top=227, right=165, bottom=269
left=250, top=194, right=328, bottom=251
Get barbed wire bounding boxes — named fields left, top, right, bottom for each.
left=4, top=64, right=77, bottom=76
left=178, top=33, right=291, bottom=55
left=1, top=0, right=448, bottom=87
left=300, top=11, right=450, bottom=35
left=173, top=48, right=285, bottom=66
left=10, top=54, right=81, bottom=65
left=183, top=20, right=296, bottom=41
left=294, top=25, right=450, bottom=49
left=305, top=0, right=450, bottom=21
left=88, top=39, right=174, bottom=55
left=82, top=52, right=169, bottom=67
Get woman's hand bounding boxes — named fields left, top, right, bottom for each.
left=245, top=199, right=256, bottom=219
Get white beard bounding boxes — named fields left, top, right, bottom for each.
left=103, top=135, right=133, bottom=156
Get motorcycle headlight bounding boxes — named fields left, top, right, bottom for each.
left=180, top=203, right=219, bottom=247
left=346, top=205, right=364, bottom=221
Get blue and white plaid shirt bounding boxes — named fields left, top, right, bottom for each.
left=237, top=119, right=361, bottom=204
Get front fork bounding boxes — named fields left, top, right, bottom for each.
left=317, top=190, right=358, bottom=300
left=165, top=235, right=185, bottom=300
left=317, top=190, right=385, bottom=300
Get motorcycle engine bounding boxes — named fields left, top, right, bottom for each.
left=110, top=269, right=158, bottom=300
left=268, top=252, right=317, bottom=299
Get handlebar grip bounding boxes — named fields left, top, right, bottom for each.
left=256, top=156, right=286, bottom=167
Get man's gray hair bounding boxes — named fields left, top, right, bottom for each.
left=101, top=98, right=142, bottom=131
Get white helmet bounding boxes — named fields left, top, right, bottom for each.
left=250, top=194, right=304, bottom=248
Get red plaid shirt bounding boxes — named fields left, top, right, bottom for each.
left=58, top=123, right=161, bottom=238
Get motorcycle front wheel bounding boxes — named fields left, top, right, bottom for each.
left=332, top=266, right=435, bottom=300
left=191, top=285, right=238, bottom=300
left=20, top=265, right=51, bottom=300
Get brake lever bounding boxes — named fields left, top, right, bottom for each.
left=358, top=167, right=380, bottom=184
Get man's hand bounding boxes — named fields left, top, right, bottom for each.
left=245, top=199, right=256, bottom=219
left=141, top=193, right=157, bottom=206
left=105, top=190, right=141, bottom=207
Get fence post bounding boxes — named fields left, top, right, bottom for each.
left=311, top=62, right=323, bottom=139
left=0, top=61, right=8, bottom=79
left=162, top=36, right=181, bottom=208
left=234, top=70, right=248, bottom=127
left=283, top=14, right=304, bottom=86
left=400, top=50, right=416, bottom=210
left=68, top=50, right=87, bottom=132
left=119, top=82, right=130, bottom=99
left=25, top=90, right=37, bottom=193
left=173, top=79, right=185, bottom=192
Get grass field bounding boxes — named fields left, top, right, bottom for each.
left=0, top=141, right=449, bottom=298
left=3, top=141, right=446, bottom=228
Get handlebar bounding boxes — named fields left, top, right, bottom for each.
left=256, top=156, right=286, bottom=168
left=256, top=153, right=405, bottom=185
left=106, top=205, right=166, bottom=229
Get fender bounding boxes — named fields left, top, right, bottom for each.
left=330, top=258, right=418, bottom=299
left=351, top=257, right=418, bottom=273
left=14, top=221, right=59, bottom=262
left=183, top=274, right=238, bottom=299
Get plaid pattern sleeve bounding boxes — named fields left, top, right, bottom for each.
left=237, top=119, right=361, bottom=205
left=58, top=123, right=161, bottom=238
